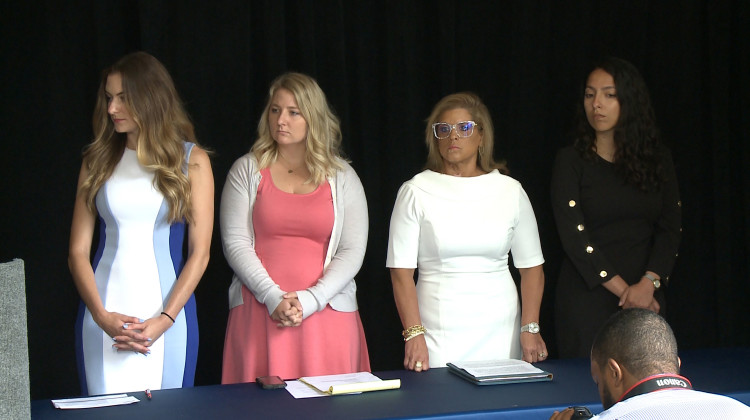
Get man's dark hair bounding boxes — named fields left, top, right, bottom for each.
left=591, top=308, right=679, bottom=378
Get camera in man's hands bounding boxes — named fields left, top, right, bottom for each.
left=569, top=406, right=593, bottom=419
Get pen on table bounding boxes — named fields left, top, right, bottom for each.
left=145, top=389, right=152, bottom=400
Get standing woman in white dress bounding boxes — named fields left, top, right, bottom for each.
left=68, top=52, right=213, bottom=395
left=387, top=92, right=547, bottom=371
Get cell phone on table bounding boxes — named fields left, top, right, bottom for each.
left=257, top=375, right=287, bottom=389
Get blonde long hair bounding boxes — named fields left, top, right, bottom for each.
left=424, top=92, right=508, bottom=174
left=251, top=72, right=345, bottom=184
left=79, top=52, right=198, bottom=223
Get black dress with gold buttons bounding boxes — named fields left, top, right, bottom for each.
left=551, top=145, right=681, bottom=358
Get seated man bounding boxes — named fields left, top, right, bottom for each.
left=550, top=308, right=750, bottom=419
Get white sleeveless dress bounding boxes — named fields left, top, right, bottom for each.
left=75, top=143, right=198, bottom=395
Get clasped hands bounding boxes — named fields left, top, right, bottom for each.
left=619, top=277, right=660, bottom=313
left=99, top=311, right=171, bottom=355
left=272, top=291, right=303, bottom=327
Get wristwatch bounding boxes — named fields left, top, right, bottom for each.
left=521, top=322, right=540, bottom=334
left=644, top=273, right=661, bottom=290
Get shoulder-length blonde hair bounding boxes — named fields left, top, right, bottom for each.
left=79, top=51, right=198, bottom=223
left=251, top=72, right=344, bottom=184
left=424, top=92, right=508, bottom=175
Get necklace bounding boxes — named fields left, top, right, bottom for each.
left=278, top=152, right=304, bottom=174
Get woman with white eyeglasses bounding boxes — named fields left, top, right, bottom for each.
left=387, top=92, right=547, bottom=372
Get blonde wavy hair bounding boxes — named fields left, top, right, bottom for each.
left=424, top=92, right=508, bottom=175
left=251, top=72, right=344, bottom=184
left=79, top=52, right=198, bottom=223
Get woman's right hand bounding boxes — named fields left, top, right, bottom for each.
left=404, top=334, right=430, bottom=372
left=391, top=268, right=428, bottom=372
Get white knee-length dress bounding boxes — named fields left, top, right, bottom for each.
left=387, top=170, right=544, bottom=367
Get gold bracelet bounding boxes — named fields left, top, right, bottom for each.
left=402, top=325, right=426, bottom=342
left=405, top=331, right=424, bottom=342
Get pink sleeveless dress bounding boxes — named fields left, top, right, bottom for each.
left=222, top=168, right=370, bottom=383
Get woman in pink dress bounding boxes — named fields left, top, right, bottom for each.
left=220, top=72, right=370, bottom=383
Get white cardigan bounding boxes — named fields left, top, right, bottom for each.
left=220, top=153, right=368, bottom=319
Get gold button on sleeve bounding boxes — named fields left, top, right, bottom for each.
left=569, top=200, right=576, bottom=207
left=586, top=246, right=594, bottom=253
left=599, top=271, right=608, bottom=277
left=577, top=224, right=584, bottom=231
left=677, top=200, right=682, bottom=207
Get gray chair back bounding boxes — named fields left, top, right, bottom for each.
left=0, top=258, right=31, bottom=420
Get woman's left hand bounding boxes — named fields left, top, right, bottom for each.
left=111, top=315, right=173, bottom=354
left=521, top=332, right=548, bottom=363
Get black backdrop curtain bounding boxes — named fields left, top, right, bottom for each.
left=1, top=1, right=748, bottom=400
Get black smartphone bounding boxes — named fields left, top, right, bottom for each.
left=569, top=406, right=594, bottom=419
left=256, top=375, right=287, bottom=389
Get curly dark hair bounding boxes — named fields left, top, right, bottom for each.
left=573, top=57, right=665, bottom=192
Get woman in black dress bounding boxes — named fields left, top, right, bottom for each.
left=551, top=57, right=681, bottom=358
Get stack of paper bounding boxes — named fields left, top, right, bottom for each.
left=447, top=359, right=553, bottom=385
left=51, top=394, right=140, bottom=409
left=288, top=372, right=400, bottom=398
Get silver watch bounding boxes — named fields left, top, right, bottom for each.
left=521, top=322, right=540, bottom=334
left=644, top=273, right=661, bottom=290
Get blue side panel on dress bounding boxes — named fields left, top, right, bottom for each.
left=179, top=141, right=198, bottom=388
left=165, top=220, right=199, bottom=387
left=92, top=216, right=107, bottom=270
left=74, top=301, right=88, bottom=396
left=155, top=140, right=197, bottom=389
left=154, top=201, right=188, bottom=389
left=76, top=186, right=118, bottom=395
left=75, top=216, right=108, bottom=396
left=182, top=293, right=198, bottom=387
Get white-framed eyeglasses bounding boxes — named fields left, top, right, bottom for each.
left=432, top=121, right=479, bottom=139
